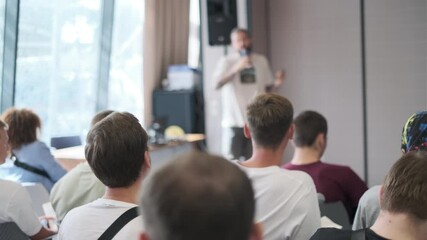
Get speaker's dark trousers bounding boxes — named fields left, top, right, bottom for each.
left=230, top=127, right=252, bottom=161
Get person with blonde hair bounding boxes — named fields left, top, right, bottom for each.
left=0, top=108, right=66, bottom=191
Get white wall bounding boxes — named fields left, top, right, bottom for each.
left=268, top=0, right=365, bottom=178
left=267, top=0, right=427, bottom=185
left=365, top=0, right=427, bottom=185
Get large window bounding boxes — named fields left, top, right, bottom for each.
left=13, top=0, right=146, bottom=141
left=0, top=0, right=201, bottom=145
left=188, top=0, right=200, bottom=68
left=0, top=0, right=5, bottom=93
left=108, top=0, right=144, bottom=121
left=15, top=0, right=101, bottom=141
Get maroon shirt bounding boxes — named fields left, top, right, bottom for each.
left=283, top=161, right=367, bottom=220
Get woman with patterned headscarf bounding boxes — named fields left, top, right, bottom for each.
left=401, top=111, right=427, bottom=152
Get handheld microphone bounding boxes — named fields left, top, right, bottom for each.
left=239, top=47, right=256, bottom=84
left=239, top=48, right=251, bottom=57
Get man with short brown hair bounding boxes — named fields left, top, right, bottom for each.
left=58, top=112, right=150, bottom=239
left=283, top=110, right=367, bottom=220
left=235, top=93, right=320, bottom=240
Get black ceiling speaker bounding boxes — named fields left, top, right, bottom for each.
left=207, top=0, right=237, bottom=46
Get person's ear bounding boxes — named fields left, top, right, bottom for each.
left=378, top=185, right=384, bottom=208
left=287, top=124, right=294, bottom=140
left=244, top=124, right=251, bottom=139
left=316, top=133, right=326, bottom=149
left=140, top=232, right=149, bottom=240
left=249, top=223, right=263, bottom=240
left=143, top=151, right=151, bottom=176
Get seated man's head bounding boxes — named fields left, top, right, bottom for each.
left=91, top=110, right=114, bottom=126
left=293, top=110, right=328, bottom=157
left=85, top=112, right=149, bottom=188
left=139, top=151, right=261, bottom=240
left=0, top=120, right=8, bottom=164
left=380, top=152, right=427, bottom=226
left=401, top=111, right=427, bottom=153
left=245, top=93, right=294, bottom=151
left=1, top=108, right=41, bottom=150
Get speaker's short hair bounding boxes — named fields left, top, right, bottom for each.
left=230, top=27, right=251, bottom=38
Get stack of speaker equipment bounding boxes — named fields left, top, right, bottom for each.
left=207, top=0, right=237, bottom=46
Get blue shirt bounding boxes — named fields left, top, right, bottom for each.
left=0, top=140, right=66, bottom=191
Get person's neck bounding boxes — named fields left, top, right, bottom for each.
left=291, top=147, right=321, bottom=165
left=241, top=145, right=285, bottom=168
left=102, top=181, right=141, bottom=204
left=370, top=211, right=427, bottom=240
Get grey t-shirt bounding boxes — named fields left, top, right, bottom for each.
left=352, top=185, right=381, bottom=230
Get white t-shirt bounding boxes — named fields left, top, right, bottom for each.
left=0, top=179, right=42, bottom=236
left=235, top=162, right=321, bottom=240
left=213, top=53, right=274, bottom=128
left=58, top=198, right=142, bottom=240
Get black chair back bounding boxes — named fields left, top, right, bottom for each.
left=0, top=222, right=29, bottom=240
left=319, top=201, right=351, bottom=230
left=50, top=135, right=81, bottom=149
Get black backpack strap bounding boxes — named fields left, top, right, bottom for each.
left=351, top=229, right=367, bottom=240
left=11, top=153, right=52, bottom=181
left=98, top=207, right=139, bottom=240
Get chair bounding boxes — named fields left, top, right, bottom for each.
left=0, top=222, right=29, bottom=239
left=318, top=201, right=351, bottom=230
left=22, top=182, right=50, bottom=217
left=50, top=135, right=82, bottom=149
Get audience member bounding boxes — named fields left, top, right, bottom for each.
left=58, top=112, right=150, bottom=239
left=311, top=151, right=427, bottom=239
left=0, top=119, right=56, bottom=239
left=283, top=110, right=367, bottom=220
left=213, top=28, right=284, bottom=160
left=0, top=108, right=66, bottom=191
left=352, top=111, right=427, bottom=230
left=139, top=151, right=262, bottom=240
left=234, top=93, right=320, bottom=240
left=50, top=110, right=113, bottom=222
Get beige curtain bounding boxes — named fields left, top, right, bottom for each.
left=143, top=0, right=190, bottom=126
